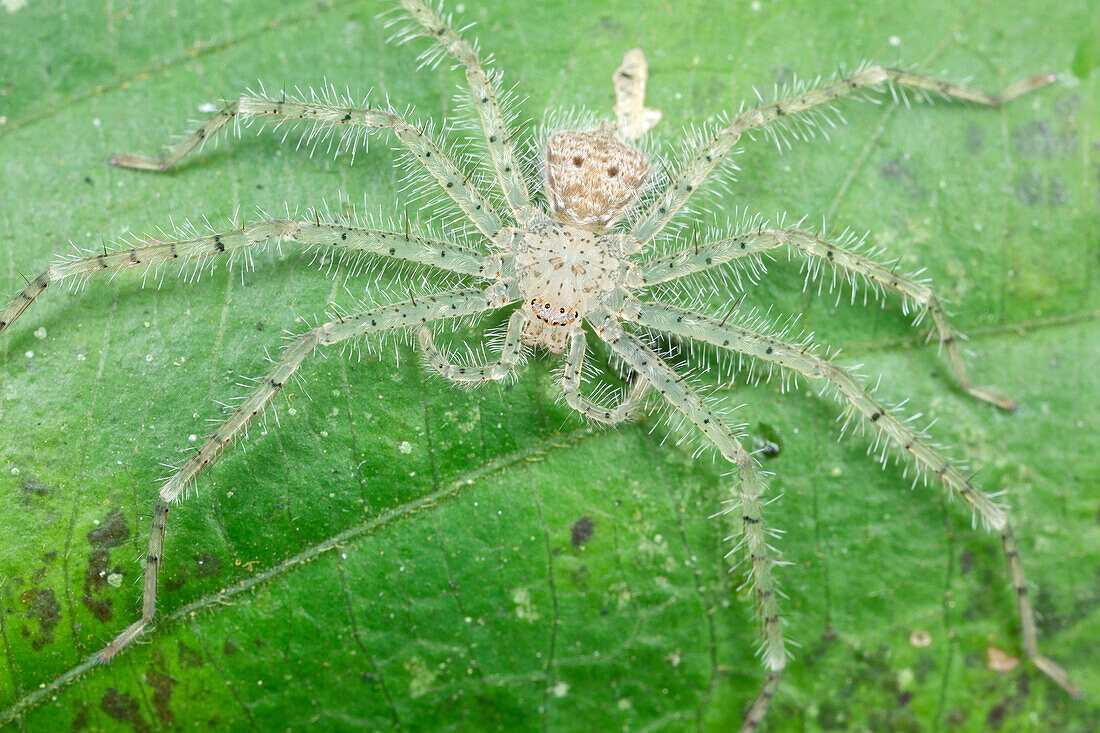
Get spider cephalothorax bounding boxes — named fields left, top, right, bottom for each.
left=0, top=0, right=1078, bottom=730
left=508, top=214, right=632, bottom=351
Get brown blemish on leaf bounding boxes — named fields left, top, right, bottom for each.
left=146, top=668, right=177, bottom=725
left=82, top=549, right=113, bottom=621
left=178, top=640, right=203, bottom=668
left=83, top=509, right=130, bottom=622
left=1015, top=170, right=1067, bottom=207
left=70, top=702, right=90, bottom=732
left=19, top=477, right=50, bottom=499
left=88, top=509, right=130, bottom=548
left=960, top=549, right=973, bottom=575
left=987, top=702, right=1006, bottom=729
left=965, top=124, right=985, bottom=153
left=1013, top=119, right=1075, bottom=159
left=192, top=551, right=224, bottom=578
left=571, top=517, right=594, bottom=547
left=21, top=587, right=60, bottom=650
left=100, top=687, right=150, bottom=733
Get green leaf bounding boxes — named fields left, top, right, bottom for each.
left=1, top=0, right=1097, bottom=730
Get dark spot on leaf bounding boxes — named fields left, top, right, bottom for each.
left=147, top=668, right=177, bottom=725
left=178, top=640, right=203, bottom=668
left=21, top=588, right=60, bottom=650
left=192, top=551, right=223, bottom=578
left=71, top=703, right=90, bottom=732
left=100, top=688, right=150, bottom=733
left=82, top=510, right=131, bottom=622
left=88, top=509, right=130, bottom=549
left=1013, top=119, right=1074, bottom=159
left=223, top=637, right=239, bottom=656
left=881, top=158, right=906, bottom=181
left=965, top=124, right=985, bottom=153
left=82, top=548, right=115, bottom=622
left=571, top=517, right=594, bottom=547
left=987, top=702, right=1006, bottom=729
left=19, top=477, right=50, bottom=499
left=164, top=570, right=188, bottom=593
left=1015, top=170, right=1066, bottom=207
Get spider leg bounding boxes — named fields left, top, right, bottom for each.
left=393, top=0, right=532, bottom=218
left=418, top=308, right=526, bottom=384
left=111, top=97, right=504, bottom=239
left=589, top=310, right=786, bottom=733
left=98, top=284, right=512, bottom=663
left=0, top=219, right=502, bottom=338
left=630, top=301, right=1080, bottom=698
left=631, top=67, right=1055, bottom=244
left=561, top=329, right=648, bottom=425
left=638, top=226, right=1016, bottom=410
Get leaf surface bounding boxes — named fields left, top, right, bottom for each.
left=1, top=0, right=1097, bottom=730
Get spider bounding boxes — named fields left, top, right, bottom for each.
left=0, top=0, right=1083, bottom=729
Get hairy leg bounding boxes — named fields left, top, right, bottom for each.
left=561, top=329, right=648, bottom=425
left=637, top=226, right=1015, bottom=409
left=590, top=310, right=787, bottom=732
left=112, top=96, right=504, bottom=239
left=100, top=285, right=511, bottom=662
left=418, top=308, right=526, bottom=384
left=392, top=0, right=532, bottom=217
left=0, top=219, right=500, bottom=338
left=631, top=67, right=1054, bottom=244
left=631, top=300, right=1078, bottom=697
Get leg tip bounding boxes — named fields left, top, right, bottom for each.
left=109, top=154, right=165, bottom=171
left=98, top=619, right=148, bottom=663
left=967, top=385, right=1017, bottom=413
left=1033, top=655, right=1080, bottom=698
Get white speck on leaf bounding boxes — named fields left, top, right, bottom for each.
left=512, top=587, right=539, bottom=621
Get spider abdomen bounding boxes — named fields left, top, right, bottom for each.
left=545, top=128, right=650, bottom=231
